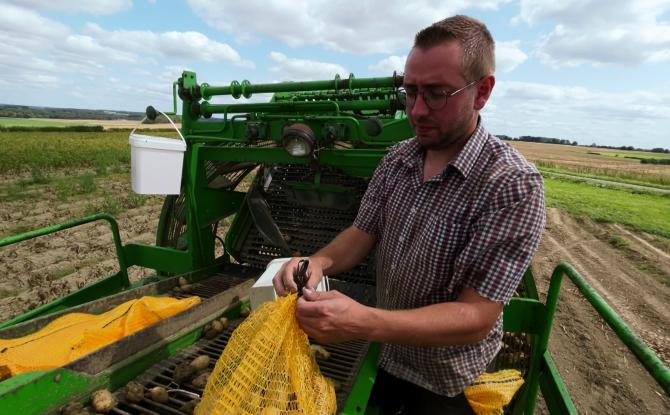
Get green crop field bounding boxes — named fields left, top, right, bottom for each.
left=597, top=149, right=670, bottom=160
left=0, top=131, right=131, bottom=173
left=544, top=177, right=670, bottom=239
left=0, top=118, right=88, bottom=127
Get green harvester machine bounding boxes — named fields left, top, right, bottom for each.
left=0, top=71, right=668, bottom=414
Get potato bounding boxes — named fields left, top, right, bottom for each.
left=204, top=328, right=218, bottom=339
left=125, top=381, right=144, bottom=403
left=173, top=362, right=197, bottom=384
left=178, top=276, right=188, bottom=286
left=189, top=355, right=210, bottom=371
left=310, top=345, right=331, bottom=360
left=191, top=371, right=210, bottom=388
left=218, top=317, right=229, bottom=329
left=148, top=386, right=169, bottom=403
left=90, top=389, right=116, bottom=413
left=180, top=284, right=194, bottom=293
left=180, top=398, right=200, bottom=414
left=211, top=319, right=224, bottom=332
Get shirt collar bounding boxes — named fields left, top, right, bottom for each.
left=399, top=118, right=490, bottom=180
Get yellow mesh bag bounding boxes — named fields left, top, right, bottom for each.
left=0, top=295, right=199, bottom=380
left=464, top=369, right=524, bottom=415
left=195, top=293, right=336, bottom=415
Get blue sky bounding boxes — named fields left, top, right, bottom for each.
left=1, top=0, right=669, bottom=149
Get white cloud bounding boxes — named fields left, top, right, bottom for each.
left=516, top=0, right=670, bottom=66
left=269, top=52, right=348, bottom=80
left=496, top=40, right=528, bottom=72
left=3, top=0, right=132, bottom=15
left=188, top=0, right=510, bottom=54
left=368, top=55, right=407, bottom=75
left=82, top=24, right=255, bottom=68
left=486, top=80, right=670, bottom=147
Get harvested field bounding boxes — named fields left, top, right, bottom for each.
left=0, top=133, right=668, bottom=412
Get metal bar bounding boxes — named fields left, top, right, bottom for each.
left=200, top=99, right=395, bottom=120
left=0, top=213, right=129, bottom=286
left=539, top=351, right=579, bottom=415
left=552, top=262, right=670, bottom=396
left=200, top=76, right=399, bottom=98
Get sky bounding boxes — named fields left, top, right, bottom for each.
left=1, top=0, right=669, bottom=149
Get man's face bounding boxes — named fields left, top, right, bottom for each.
left=403, top=42, right=479, bottom=151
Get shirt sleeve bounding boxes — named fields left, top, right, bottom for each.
left=454, top=170, right=546, bottom=304
left=353, top=152, right=393, bottom=238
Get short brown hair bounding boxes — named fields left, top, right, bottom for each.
left=414, top=15, right=495, bottom=81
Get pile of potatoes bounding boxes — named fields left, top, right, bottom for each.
left=172, top=276, right=194, bottom=294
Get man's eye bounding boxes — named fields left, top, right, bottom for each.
left=426, top=90, right=445, bottom=99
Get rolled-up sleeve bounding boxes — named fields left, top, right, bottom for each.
left=455, top=170, right=546, bottom=304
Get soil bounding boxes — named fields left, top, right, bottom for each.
left=533, top=208, right=670, bottom=414
left=0, top=173, right=668, bottom=412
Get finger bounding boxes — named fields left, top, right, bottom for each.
left=304, top=264, right=323, bottom=290
left=273, top=258, right=299, bottom=296
left=296, top=296, right=327, bottom=318
left=301, top=287, right=321, bottom=301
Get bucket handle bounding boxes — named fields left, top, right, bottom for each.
left=130, top=109, right=186, bottom=144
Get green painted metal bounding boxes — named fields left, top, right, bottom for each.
left=552, top=262, right=670, bottom=396
left=0, top=213, right=128, bottom=280
left=0, top=214, right=130, bottom=328
left=539, top=352, right=579, bottom=415
left=198, top=75, right=401, bottom=100
left=341, top=342, right=379, bottom=415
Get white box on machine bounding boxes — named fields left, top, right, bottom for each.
left=250, top=258, right=330, bottom=310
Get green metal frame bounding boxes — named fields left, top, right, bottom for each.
left=0, top=214, right=129, bottom=328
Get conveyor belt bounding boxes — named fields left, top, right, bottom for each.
left=106, top=267, right=370, bottom=414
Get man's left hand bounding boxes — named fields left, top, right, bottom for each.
left=296, top=289, right=371, bottom=344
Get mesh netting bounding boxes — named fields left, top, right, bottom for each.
left=464, top=369, right=524, bottom=415
left=195, top=294, right=336, bottom=415
left=0, top=296, right=200, bottom=380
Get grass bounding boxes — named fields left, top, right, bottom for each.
left=0, top=118, right=87, bottom=127
left=609, top=235, right=629, bottom=249
left=597, top=149, right=670, bottom=160
left=50, top=266, right=76, bottom=280
left=536, top=161, right=670, bottom=189
left=544, top=177, right=670, bottom=239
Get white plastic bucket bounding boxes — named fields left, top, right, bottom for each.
left=129, top=110, right=186, bottom=195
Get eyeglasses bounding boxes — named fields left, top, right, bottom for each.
left=398, top=77, right=482, bottom=110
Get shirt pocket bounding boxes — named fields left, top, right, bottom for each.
left=412, top=213, right=468, bottom=301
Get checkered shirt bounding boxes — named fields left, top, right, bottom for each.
left=353, top=121, right=546, bottom=397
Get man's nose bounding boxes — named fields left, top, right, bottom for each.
left=410, top=93, right=430, bottom=118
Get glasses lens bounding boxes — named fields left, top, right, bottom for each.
left=425, top=91, right=446, bottom=110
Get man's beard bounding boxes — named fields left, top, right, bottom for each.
left=414, top=109, right=474, bottom=151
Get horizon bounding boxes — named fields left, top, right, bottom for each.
left=1, top=1, right=669, bottom=149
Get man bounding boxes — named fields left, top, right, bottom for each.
left=273, top=15, right=545, bottom=414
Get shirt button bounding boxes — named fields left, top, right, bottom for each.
left=399, top=236, right=404, bottom=242
left=410, top=207, right=417, bottom=214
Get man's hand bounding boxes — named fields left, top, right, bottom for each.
left=272, top=257, right=325, bottom=296
left=296, top=289, right=372, bottom=344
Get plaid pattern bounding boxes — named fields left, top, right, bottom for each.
left=354, top=121, right=545, bottom=397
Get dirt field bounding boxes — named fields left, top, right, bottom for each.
left=533, top=209, right=669, bottom=413
left=510, top=141, right=670, bottom=184
left=0, top=171, right=668, bottom=412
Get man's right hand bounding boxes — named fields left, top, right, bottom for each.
left=272, top=257, right=325, bottom=296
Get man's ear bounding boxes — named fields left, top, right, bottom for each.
left=474, top=75, right=495, bottom=111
